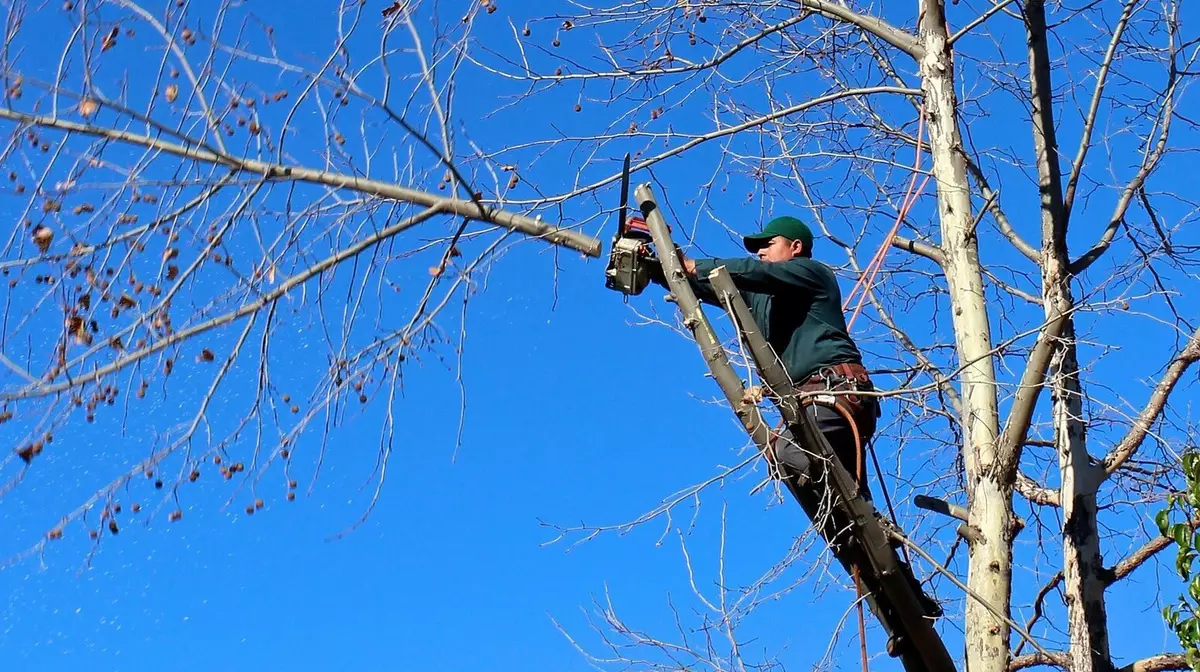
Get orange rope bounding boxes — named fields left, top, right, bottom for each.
left=843, top=105, right=929, bottom=331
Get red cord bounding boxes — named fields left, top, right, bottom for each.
left=843, top=105, right=929, bottom=331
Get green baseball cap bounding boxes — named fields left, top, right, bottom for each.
left=742, top=215, right=814, bottom=256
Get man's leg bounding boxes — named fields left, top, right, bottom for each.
left=811, top=402, right=872, bottom=501
left=769, top=403, right=871, bottom=501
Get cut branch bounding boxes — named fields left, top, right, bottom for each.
left=1016, top=472, right=1061, bottom=507
left=0, top=108, right=601, bottom=256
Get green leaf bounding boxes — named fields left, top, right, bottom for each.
left=1161, top=509, right=1175, bottom=535
left=1176, top=523, right=1191, bottom=548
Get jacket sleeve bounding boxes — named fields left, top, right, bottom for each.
left=687, top=275, right=724, bottom=307
left=644, top=257, right=724, bottom=306
left=692, top=257, right=825, bottom=296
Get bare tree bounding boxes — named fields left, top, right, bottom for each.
left=469, top=2, right=1198, bottom=672
left=2, top=2, right=1198, bottom=672
left=0, top=0, right=601, bottom=566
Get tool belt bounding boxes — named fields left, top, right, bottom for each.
left=795, top=361, right=880, bottom=426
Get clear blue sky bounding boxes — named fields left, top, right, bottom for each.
left=0, top=1, right=1195, bottom=671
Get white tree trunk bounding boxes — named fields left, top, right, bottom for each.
left=1023, top=0, right=1114, bottom=665
left=1053, top=324, right=1111, bottom=672
left=918, top=3, right=1011, bottom=672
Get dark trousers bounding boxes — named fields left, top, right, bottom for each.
left=772, top=387, right=879, bottom=500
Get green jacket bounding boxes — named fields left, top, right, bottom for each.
left=689, top=256, right=862, bottom=385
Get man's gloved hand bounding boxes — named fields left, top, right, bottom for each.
left=643, top=255, right=667, bottom=286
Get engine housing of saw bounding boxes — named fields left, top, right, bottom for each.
left=604, top=215, right=656, bottom=296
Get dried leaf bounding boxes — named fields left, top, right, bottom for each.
left=164, top=83, right=179, bottom=103
left=78, top=98, right=99, bottom=117
left=101, top=26, right=118, bottom=52
left=32, top=225, right=52, bottom=253
left=382, top=1, right=402, bottom=17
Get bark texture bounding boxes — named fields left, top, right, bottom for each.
left=918, top=3, right=1010, bottom=671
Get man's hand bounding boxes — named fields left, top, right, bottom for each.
left=682, top=257, right=697, bottom=276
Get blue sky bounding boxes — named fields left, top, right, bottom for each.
left=0, top=1, right=1196, bottom=671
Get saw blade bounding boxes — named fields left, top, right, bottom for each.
left=616, top=153, right=631, bottom=236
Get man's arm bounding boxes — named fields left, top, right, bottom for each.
left=689, top=257, right=824, bottom=295
left=646, top=257, right=723, bottom=306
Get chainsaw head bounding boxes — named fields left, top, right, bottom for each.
left=605, top=214, right=656, bottom=296
left=604, top=153, right=656, bottom=297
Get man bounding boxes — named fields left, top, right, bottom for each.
left=651, top=215, right=879, bottom=497
left=647, top=214, right=943, bottom=620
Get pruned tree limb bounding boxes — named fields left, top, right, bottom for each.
left=0, top=108, right=602, bottom=256
left=892, top=235, right=946, bottom=264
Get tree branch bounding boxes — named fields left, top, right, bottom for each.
left=792, top=0, right=925, bottom=59
left=1071, top=30, right=1180, bottom=274
left=510, top=86, right=922, bottom=206
left=1016, top=472, right=1060, bottom=506
left=964, top=156, right=1040, bottom=263
left=1102, top=324, right=1200, bottom=477
left=994, top=309, right=1070, bottom=477
left=949, top=0, right=1017, bottom=45
left=1014, top=572, right=1063, bottom=657
left=1104, top=535, right=1173, bottom=587
left=473, top=14, right=811, bottom=81
left=1117, top=654, right=1190, bottom=672
left=892, top=235, right=946, bottom=264
left=1009, top=652, right=1071, bottom=671
left=1061, top=0, right=1140, bottom=224
left=0, top=108, right=602, bottom=256
left=0, top=205, right=447, bottom=401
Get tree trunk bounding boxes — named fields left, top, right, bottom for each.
left=918, top=3, right=1011, bottom=672
left=1024, top=1, right=1114, bottom=667
left=1053, top=321, right=1112, bottom=672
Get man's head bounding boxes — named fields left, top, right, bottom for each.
left=742, top=216, right=814, bottom=262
